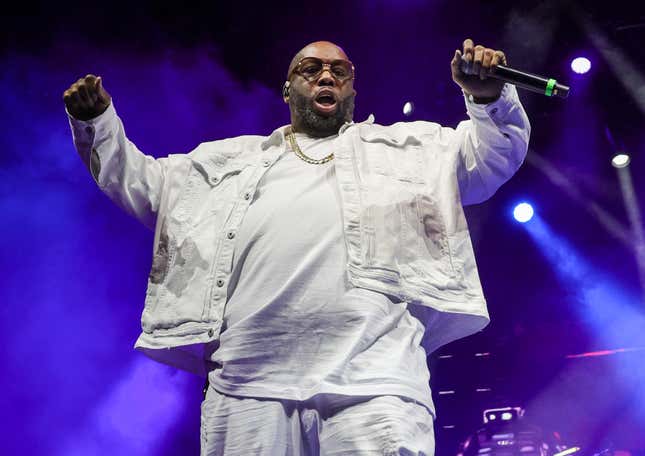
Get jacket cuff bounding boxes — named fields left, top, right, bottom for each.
left=67, top=102, right=117, bottom=144
left=67, top=103, right=118, bottom=184
left=462, top=83, right=519, bottom=123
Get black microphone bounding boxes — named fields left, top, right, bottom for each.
left=460, top=58, right=570, bottom=98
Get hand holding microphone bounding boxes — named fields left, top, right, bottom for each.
left=451, top=38, right=569, bottom=102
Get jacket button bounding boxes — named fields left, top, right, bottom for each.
left=208, top=328, right=214, bottom=337
left=491, top=108, right=498, bottom=115
left=262, top=160, right=271, bottom=167
left=216, top=279, right=225, bottom=287
left=244, top=192, right=252, bottom=200
left=227, top=231, right=235, bottom=239
left=211, top=176, right=220, bottom=183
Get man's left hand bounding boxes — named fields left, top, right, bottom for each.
left=451, top=38, right=506, bottom=102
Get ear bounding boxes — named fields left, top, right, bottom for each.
left=282, top=81, right=290, bottom=103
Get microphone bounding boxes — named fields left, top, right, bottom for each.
left=460, top=58, right=570, bottom=98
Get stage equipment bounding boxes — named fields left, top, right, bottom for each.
left=456, top=406, right=575, bottom=456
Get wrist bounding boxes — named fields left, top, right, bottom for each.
left=464, top=92, right=500, bottom=104
left=473, top=95, right=499, bottom=104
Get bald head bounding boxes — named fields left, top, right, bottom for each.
left=286, top=41, right=350, bottom=80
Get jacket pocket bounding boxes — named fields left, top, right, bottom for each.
left=191, top=156, right=249, bottom=187
left=358, top=125, right=422, bottom=146
left=171, top=158, right=251, bottom=231
left=358, top=127, right=426, bottom=185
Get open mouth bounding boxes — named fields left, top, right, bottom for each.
left=313, top=91, right=338, bottom=114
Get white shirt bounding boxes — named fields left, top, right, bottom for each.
left=208, top=133, right=435, bottom=414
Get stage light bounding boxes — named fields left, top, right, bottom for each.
left=513, top=202, right=534, bottom=223
left=403, top=101, right=414, bottom=116
left=571, top=57, right=591, bottom=74
left=484, top=407, right=524, bottom=423
left=612, top=153, right=630, bottom=168
left=554, top=447, right=581, bottom=456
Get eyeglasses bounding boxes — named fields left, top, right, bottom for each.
left=289, top=57, right=355, bottom=82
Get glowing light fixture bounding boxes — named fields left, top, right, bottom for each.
left=513, top=202, right=534, bottom=223
left=571, top=57, right=591, bottom=74
left=554, top=447, right=581, bottom=456
left=611, top=153, right=630, bottom=168
left=484, top=407, right=524, bottom=423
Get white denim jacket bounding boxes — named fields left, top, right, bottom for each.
left=68, top=84, right=530, bottom=376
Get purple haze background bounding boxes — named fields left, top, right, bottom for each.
left=2, top=0, right=645, bottom=454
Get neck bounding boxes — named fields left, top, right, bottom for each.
left=290, top=121, right=339, bottom=138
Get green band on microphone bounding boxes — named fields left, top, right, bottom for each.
left=545, top=78, right=557, bottom=96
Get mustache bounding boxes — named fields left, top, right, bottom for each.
left=292, top=91, right=354, bottom=120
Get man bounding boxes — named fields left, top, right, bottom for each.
left=64, top=39, right=530, bottom=455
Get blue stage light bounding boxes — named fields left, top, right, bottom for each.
left=513, top=202, right=534, bottom=223
left=571, top=57, right=591, bottom=74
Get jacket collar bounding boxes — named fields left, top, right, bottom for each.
left=260, top=114, right=375, bottom=151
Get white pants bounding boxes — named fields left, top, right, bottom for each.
left=200, top=386, right=435, bottom=455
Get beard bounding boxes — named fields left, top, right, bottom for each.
left=290, top=90, right=355, bottom=137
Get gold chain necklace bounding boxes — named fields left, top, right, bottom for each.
left=286, top=130, right=334, bottom=165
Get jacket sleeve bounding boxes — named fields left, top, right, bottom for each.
left=67, top=103, right=165, bottom=230
left=451, top=83, right=531, bottom=206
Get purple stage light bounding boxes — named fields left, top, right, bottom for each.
left=513, top=202, right=534, bottom=223
left=571, top=57, right=591, bottom=74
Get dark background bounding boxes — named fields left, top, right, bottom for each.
left=1, top=0, right=644, bottom=454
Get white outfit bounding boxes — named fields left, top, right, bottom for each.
left=209, top=133, right=434, bottom=414
left=67, top=83, right=530, bottom=455
left=66, top=84, right=530, bottom=376
left=200, top=387, right=434, bottom=455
